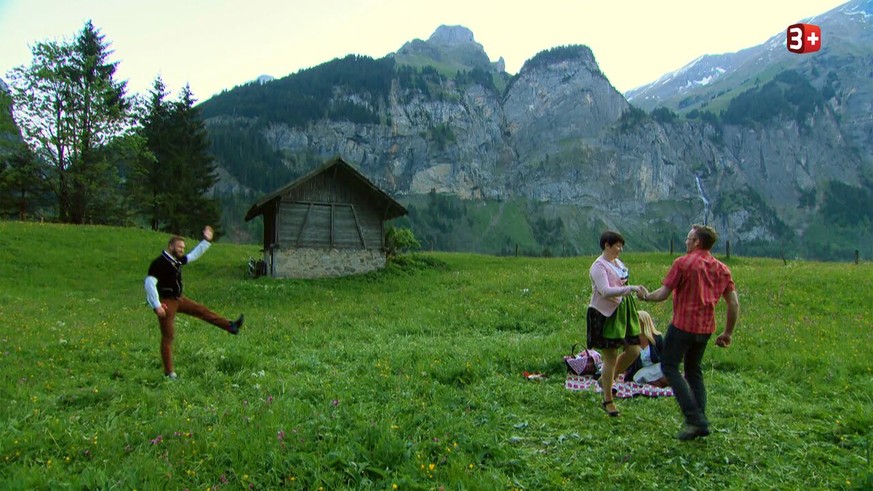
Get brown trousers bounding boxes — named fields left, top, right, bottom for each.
left=159, top=296, right=230, bottom=374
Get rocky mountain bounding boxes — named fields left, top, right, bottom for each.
left=395, top=24, right=506, bottom=74
left=200, top=7, right=873, bottom=260
left=626, top=1, right=872, bottom=112
left=626, top=0, right=873, bottom=170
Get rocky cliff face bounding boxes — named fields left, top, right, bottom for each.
left=204, top=19, right=873, bottom=257
left=624, top=0, right=873, bottom=197
left=503, top=46, right=627, bottom=163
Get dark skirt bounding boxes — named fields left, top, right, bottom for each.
left=586, top=306, right=642, bottom=350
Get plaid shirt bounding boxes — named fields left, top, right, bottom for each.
left=663, top=249, right=735, bottom=334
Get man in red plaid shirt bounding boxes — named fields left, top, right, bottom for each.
left=638, top=224, right=740, bottom=440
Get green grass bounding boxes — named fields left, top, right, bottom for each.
left=0, top=221, right=871, bottom=489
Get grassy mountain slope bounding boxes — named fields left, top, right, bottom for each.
left=628, top=0, right=872, bottom=114
left=1, top=221, right=870, bottom=489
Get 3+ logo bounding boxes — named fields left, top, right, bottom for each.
left=787, top=23, right=821, bottom=53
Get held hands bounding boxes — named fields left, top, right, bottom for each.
left=635, top=285, right=649, bottom=301
left=203, top=225, right=214, bottom=242
left=715, top=332, right=732, bottom=348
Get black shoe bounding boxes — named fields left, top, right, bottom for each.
left=229, top=314, right=244, bottom=335
left=677, top=425, right=710, bottom=441
left=601, top=399, right=620, bottom=417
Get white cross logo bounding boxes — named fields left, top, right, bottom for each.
left=807, top=32, right=819, bottom=46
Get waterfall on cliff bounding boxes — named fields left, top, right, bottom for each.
left=695, top=175, right=711, bottom=225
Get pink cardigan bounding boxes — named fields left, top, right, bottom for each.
left=588, top=255, right=633, bottom=317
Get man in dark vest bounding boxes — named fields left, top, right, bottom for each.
left=144, top=225, right=244, bottom=379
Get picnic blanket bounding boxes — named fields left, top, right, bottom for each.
left=565, top=374, right=674, bottom=398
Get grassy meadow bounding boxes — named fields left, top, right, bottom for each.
left=0, top=221, right=871, bottom=490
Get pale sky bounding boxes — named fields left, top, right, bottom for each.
left=0, top=0, right=848, bottom=101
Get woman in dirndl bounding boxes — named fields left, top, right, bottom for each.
left=586, top=230, right=647, bottom=417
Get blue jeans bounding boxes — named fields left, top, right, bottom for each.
left=661, top=324, right=711, bottom=428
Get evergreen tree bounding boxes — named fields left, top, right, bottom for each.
left=135, top=80, right=220, bottom=236
left=67, top=20, right=131, bottom=223
left=133, top=77, right=172, bottom=230
left=97, top=133, right=151, bottom=226
left=7, top=20, right=133, bottom=224
left=0, top=143, right=51, bottom=220
left=166, top=84, right=220, bottom=235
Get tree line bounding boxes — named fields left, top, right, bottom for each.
left=198, top=55, right=396, bottom=128
left=721, top=70, right=825, bottom=126
left=0, top=21, right=219, bottom=237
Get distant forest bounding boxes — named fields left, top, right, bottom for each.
left=722, top=70, right=828, bottom=126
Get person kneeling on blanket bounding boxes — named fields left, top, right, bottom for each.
left=623, top=311, right=669, bottom=387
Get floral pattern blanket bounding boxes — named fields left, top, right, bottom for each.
left=565, top=374, right=674, bottom=398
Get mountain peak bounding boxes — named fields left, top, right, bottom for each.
left=427, top=25, right=478, bottom=47
left=395, top=25, right=499, bottom=73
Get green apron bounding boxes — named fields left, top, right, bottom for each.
left=603, top=293, right=641, bottom=340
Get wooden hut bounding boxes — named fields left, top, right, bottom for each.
left=244, top=157, right=407, bottom=278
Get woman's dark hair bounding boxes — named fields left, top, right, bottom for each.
left=599, top=231, right=625, bottom=250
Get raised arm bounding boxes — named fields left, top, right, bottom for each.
left=185, top=225, right=214, bottom=263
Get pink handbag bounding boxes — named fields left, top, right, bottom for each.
left=564, top=344, right=601, bottom=375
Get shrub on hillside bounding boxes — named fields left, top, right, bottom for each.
left=385, top=226, right=421, bottom=259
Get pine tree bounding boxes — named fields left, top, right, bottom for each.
left=135, top=80, right=220, bottom=236
left=170, top=85, right=220, bottom=236
left=67, top=20, right=131, bottom=224
left=0, top=143, right=51, bottom=220
left=133, top=76, right=172, bottom=230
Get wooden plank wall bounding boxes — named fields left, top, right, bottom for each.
left=275, top=170, right=386, bottom=250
